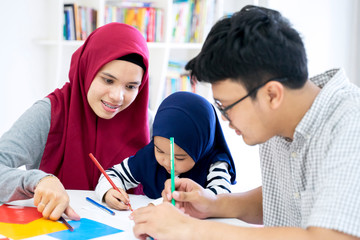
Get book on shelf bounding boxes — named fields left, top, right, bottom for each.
left=63, top=4, right=97, bottom=41
left=172, top=0, right=217, bottom=43
left=64, top=4, right=76, bottom=40
left=104, top=1, right=164, bottom=42
left=163, top=61, right=195, bottom=99
left=106, top=0, right=153, bottom=8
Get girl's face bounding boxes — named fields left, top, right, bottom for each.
left=87, top=60, right=144, bottom=119
left=153, top=136, right=195, bottom=175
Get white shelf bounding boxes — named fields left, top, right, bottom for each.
left=37, top=40, right=202, bottom=51
left=37, top=40, right=168, bottom=49
left=169, top=43, right=203, bottom=49
left=37, top=40, right=82, bottom=46
left=39, top=0, right=254, bottom=111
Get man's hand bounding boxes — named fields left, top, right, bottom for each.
left=132, top=202, right=195, bottom=240
left=161, top=178, right=217, bottom=219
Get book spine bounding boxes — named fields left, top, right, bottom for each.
left=63, top=9, right=70, bottom=40
left=105, top=3, right=164, bottom=43
left=147, top=8, right=155, bottom=42
left=73, top=3, right=81, bottom=40
left=64, top=4, right=97, bottom=41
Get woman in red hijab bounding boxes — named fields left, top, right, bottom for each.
left=0, top=23, right=150, bottom=221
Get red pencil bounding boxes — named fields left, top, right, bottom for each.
left=89, top=153, right=133, bottom=211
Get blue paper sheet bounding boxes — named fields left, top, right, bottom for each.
left=48, top=218, right=123, bottom=240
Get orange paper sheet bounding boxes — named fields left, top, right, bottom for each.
left=0, top=218, right=67, bottom=240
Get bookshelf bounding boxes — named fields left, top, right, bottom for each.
left=38, top=0, right=263, bottom=111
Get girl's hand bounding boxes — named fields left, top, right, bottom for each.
left=104, top=188, right=131, bottom=210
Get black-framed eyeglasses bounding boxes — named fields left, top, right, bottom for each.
left=214, top=77, right=288, bottom=121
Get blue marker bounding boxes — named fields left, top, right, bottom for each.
left=86, top=197, right=115, bottom=215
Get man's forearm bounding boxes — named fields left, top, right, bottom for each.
left=211, top=186, right=263, bottom=224
left=190, top=220, right=357, bottom=240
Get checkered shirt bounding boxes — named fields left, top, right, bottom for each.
left=259, top=68, right=360, bottom=237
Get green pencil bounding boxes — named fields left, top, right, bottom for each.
left=170, top=137, right=175, bottom=206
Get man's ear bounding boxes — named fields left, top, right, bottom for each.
left=263, top=81, right=284, bottom=110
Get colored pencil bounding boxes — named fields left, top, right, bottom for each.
left=86, top=197, right=115, bottom=215
left=59, top=216, right=74, bottom=231
left=88, top=153, right=133, bottom=211
left=170, top=137, right=175, bottom=206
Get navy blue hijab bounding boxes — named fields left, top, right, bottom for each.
left=128, top=92, right=236, bottom=199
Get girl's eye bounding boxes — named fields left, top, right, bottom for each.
left=175, top=157, right=186, bottom=161
left=156, top=147, right=163, bottom=153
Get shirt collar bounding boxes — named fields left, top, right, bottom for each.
left=293, top=68, right=348, bottom=142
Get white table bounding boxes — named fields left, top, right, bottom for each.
left=6, top=190, right=254, bottom=239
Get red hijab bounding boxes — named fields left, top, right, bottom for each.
left=40, top=23, right=150, bottom=191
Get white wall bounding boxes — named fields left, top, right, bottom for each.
left=268, top=0, right=358, bottom=82
left=0, top=0, right=56, bottom=135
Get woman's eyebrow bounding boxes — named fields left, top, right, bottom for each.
left=101, top=72, right=117, bottom=80
left=129, top=81, right=141, bottom=85
left=102, top=72, right=141, bottom=85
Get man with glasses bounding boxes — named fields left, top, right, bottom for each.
left=132, top=5, right=360, bottom=240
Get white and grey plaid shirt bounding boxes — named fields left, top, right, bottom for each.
left=260, top=68, right=360, bottom=237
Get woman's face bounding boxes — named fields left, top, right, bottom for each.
left=154, top=136, right=195, bottom=175
left=87, top=60, right=144, bottom=119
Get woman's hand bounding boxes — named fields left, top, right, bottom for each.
left=34, top=175, right=80, bottom=221
left=161, top=178, right=217, bottom=219
left=104, top=188, right=131, bottom=210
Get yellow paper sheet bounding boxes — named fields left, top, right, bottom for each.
left=0, top=218, right=67, bottom=240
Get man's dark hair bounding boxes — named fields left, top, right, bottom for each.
left=185, top=5, right=308, bottom=96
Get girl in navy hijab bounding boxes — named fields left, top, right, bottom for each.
left=95, top=92, right=236, bottom=210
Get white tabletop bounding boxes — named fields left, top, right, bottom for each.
left=7, top=190, right=254, bottom=239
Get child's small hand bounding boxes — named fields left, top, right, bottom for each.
left=104, top=188, right=131, bottom=210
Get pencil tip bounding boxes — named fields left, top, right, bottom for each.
left=127, top=202, right=134, bottom=211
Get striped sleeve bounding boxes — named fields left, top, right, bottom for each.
left=95, top=157, right=140, bottom=202
left=205, top=161, right=232, bottom=195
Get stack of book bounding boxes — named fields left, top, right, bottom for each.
left=172, top=0, right=216, bottom=43
left=163, top=61, right=195, bottom=98
left=63, top=3, right=97, bottom=41
left=105, top=1, right=164, bottom=42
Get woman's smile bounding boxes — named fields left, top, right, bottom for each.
left=101, top=100, right=121, bottom=112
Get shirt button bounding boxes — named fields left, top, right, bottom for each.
left=293, top=192, right=300, bottom=199
left=291, top=152, right=297, bottom=158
